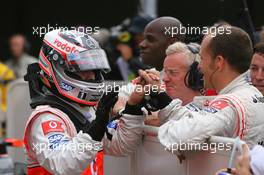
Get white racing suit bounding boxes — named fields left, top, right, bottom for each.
left=158, top=72, right=264, bottom=150
left=24, top=104, right=144, bottom=175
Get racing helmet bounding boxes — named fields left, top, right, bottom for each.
left=38, top=29, right=110, bottom=106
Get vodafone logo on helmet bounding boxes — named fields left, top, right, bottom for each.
left=54, top=39, right=79, bottom=53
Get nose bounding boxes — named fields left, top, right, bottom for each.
left=162, top=71, right=170, bottom=83
left=139, top=39, right=146, bottom=50
left=255, top=69, right=264, bottom=81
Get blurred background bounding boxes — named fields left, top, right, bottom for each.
left=0, top=0, right=263, bottom=60
left=0, top=1, right=263, bottom=173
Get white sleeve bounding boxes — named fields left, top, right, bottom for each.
left=158, top=99, right=238, bottom=151
left=30, top=113, right=102, bottom=175
left=103, top=113, right=145, bottom=156
left=158, top=99, right=187, bottom=124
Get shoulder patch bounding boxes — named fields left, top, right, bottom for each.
left=203, top=107, right=219, bottom=113
left=41, top=120, right=64, bottom=135
left=48, top=133, right=69, bottom=149
left=210, top=100, right=229, bottom=110
left=186, top=103, right=200, bottom=112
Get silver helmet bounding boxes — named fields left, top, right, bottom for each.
left=39, top=29, right=110, bottom=106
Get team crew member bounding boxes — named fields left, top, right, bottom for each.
left=129, top=26, right=264, bottom=150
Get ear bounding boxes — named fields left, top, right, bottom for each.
left=215, top=55, right=225, bottom=71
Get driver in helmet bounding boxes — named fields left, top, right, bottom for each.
left=24, top=29, right=145, bottom=175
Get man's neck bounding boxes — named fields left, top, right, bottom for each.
left=182, top=91, right=201, bottom=106
left=215, top=71, right=240, bottom=93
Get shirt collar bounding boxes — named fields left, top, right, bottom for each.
left=219, top=72, right=248, bottom=95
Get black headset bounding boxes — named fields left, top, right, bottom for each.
left=184, top=43, right=204, bottom=91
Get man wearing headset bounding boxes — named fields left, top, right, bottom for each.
left=144, top=42, right=203, bottom=126
left=113, top=16, right=185, bottom=117
left=128, top=26, right=264, bottom=151
left=161, top=42, right=203, bottom=104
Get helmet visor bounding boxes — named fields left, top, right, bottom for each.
left=66, top=49, right=110, bottom=73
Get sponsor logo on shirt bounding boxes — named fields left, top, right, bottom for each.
left=48, top=134, right=68, bottom=149
left=42, top=120, right=64, bottom=135
left=186, top=103, right=200, bottom=112
left=203, top=107, right=218, bottom=114
left=258, top=140, right=264, bottom=146
left=252, top=95, right=264, bottom=103
left=210, top=100, right=229, bottom=110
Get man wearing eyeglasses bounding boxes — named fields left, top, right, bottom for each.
left=142, top=42, right=204, bottom=127
left=162, top=42, right=203, bottom=105
left=112, top=16, right=186, bottom=122
left=142, top=42, right=203, bottom=127
left=128, top=26, right=264, bottom=151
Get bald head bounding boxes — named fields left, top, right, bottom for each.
left=139, top=16, right=185, bottom=70
left=146, top=17, right=185, bottom=41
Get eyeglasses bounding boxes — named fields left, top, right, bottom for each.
left=161, top=43, right=200, bottom=79
left=161, top=69, right=180, bottom=78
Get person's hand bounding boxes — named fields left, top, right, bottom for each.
left=96, top=89, right=119, bottom=121
left=231, top=144, right=252, bottom=175
left=139, top=69, right=160, bottom=85
left=123, top=78, right=146, bottom=115
left=132, top=69, right=160, bottom=86
left=145, top=69, right=160, bottom=77
left=144, top=112, right=160, bottom=127
left=112, top=96, right=127, bottom=115
left=85, top=88, right=119, bottom=141
left=127, top=83, right=145, bottom=105
left=138, top=69, right=163, bottom=93
left=136, top=69, right=171, bottom=111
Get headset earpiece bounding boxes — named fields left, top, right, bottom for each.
left=184, top=61, right=203, bottom=91
left=183, top=43, right=204, bottom=91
